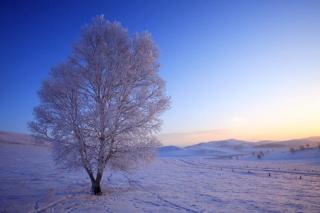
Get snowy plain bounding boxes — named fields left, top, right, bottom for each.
left=0, top=132, right=320, bottom=212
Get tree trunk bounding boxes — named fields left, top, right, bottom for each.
left=91, top=180, right=102, bottom=195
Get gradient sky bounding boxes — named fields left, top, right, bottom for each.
left=1, top=0, right=320, bottom=146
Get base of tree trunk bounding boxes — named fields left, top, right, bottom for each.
left=91, top=182, right=102, bottom=195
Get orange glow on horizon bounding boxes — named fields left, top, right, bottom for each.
left=159, top=124, right=320, bottom=146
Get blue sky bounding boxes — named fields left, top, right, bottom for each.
left=1, top=0, right=320, bottom=145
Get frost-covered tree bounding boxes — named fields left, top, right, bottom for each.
left=29, top=15, right=170, bottom=195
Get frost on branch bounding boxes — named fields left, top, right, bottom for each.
left=29, top=15, right=169, bottom=195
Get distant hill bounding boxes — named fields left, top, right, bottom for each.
left=187, top=139, right=253, bottom=150
left=255, top=137, right=320, bottom=148
left=159, top=137, right=320, bottom=160
left=0, top=131, right=50, bottom=146
left=1, top=130, right=319, bottom=161
left=159, top=145, right=181, bottom=152
left=159, top=139, right=256, bottom=158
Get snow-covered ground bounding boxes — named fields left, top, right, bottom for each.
left=1, top=132, right=320, bottom=212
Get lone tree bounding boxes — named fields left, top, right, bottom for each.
left=29, top=15, right=170, bottom=195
